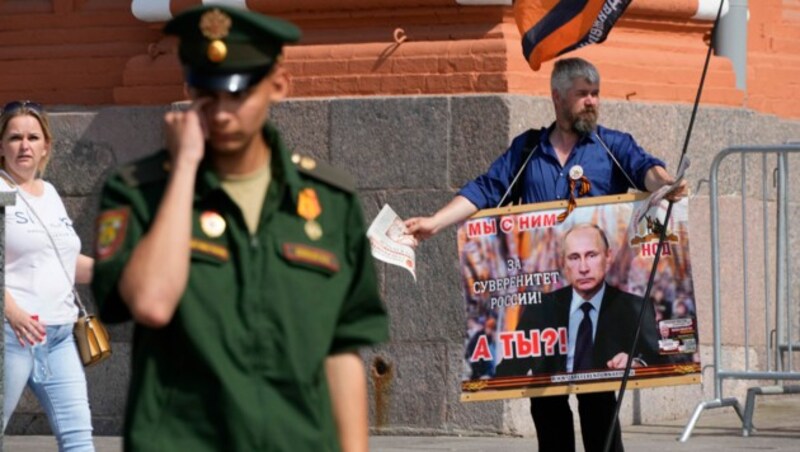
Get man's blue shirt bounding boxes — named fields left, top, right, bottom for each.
left=457, top=124, right=666, bottom=209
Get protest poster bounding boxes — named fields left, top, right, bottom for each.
left=459, top=193, right=701, bottom=402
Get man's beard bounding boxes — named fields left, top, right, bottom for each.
left=570, top=108, right=598, bottom=135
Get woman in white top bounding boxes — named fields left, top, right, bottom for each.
left=1, top=101, right=95, bottom=451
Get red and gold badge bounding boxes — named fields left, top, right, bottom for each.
left=200, top=211, right=226, bottom=238
left=96, top=207, right=130, bottom=261
left=297, top=188, right=321, bottom=220
left=297, top=188, right=323, bottom=241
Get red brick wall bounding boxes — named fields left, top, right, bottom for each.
left=0, top=0, right=161, bottom=105
left=0, top=1, right=798, bottom=119
left=746, top=0, right=800, bottom=117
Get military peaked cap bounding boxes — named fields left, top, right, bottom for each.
left=164, top=5, right=301, bottom=92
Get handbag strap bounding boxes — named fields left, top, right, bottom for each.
left=1, top=170, right=88, bottom=317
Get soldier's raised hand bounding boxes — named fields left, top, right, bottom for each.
left=164, top=97, right=210, bottom=167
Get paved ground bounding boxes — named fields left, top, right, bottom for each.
left=5, top=397, right=798, bottom=451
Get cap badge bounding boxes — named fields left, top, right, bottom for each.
left=297, top=188, right=323, bottom=241
left=200, top=8, right=232, bottom=63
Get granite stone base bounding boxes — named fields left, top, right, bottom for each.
left=4, top=95, right=800, bottom=437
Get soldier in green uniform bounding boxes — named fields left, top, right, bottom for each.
left=91, top=5, right=389, bottom=451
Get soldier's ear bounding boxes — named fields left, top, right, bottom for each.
left=267, top=64, right=289, bottom=103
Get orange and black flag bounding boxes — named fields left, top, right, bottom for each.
left=515, top=0, right=632, bottom=71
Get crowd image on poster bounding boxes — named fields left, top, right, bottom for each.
left=458, top=194, right=700, bottom=400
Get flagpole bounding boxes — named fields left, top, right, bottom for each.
left=602, top=1, right=727, bottom=451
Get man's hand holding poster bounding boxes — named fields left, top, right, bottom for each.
left=459, top=194, right=701, bottom=401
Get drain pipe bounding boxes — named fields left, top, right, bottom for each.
left=713, top=0, right=748, bottom=91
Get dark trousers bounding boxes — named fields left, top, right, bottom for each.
left=530, top=391, right=624, bottom=452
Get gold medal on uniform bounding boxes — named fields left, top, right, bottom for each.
left=200, top=211, right=226, bottom=238
left=297, top=188, right=323, bottom=241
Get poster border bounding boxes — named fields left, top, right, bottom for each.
left=468, top=192, right=649, bottom=219
left=459, top=192, right=701, bottom=402
left=461, top=375, right=700, bottom=402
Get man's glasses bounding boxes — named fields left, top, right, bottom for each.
left=2, top=100, right=44, bottom=115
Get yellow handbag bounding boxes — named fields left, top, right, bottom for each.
left=73, top=294, right=112, bottom=367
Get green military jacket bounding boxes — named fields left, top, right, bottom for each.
left=91, top=124, right=389, bottom=452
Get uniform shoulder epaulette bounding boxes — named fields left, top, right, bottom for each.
left=117, top=151, right=171, bottom=188
left=291, top=153, right=356, bottom=194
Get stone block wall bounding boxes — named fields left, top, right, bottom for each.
left=5, top=94, right=800, bottom=436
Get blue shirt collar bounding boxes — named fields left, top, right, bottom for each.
left=539, top=123, right=600, bottom=159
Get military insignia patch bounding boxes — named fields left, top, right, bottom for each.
left=282, top=243, right=340, bottom=273
left=96, top=207, right=130, bottom=261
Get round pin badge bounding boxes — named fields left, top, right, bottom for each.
left=569, top=165, right=584, bottom=181
left=201, top=211, right=226, bottom=238
left=300, top=157, right=317, bottom=170
left=305, top=220, right=323, bottom=241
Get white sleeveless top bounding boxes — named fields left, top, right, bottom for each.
left=2, top=178, right=80, bottom=325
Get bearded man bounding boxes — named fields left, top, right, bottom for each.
left=405, top=57, right=686, bottom=452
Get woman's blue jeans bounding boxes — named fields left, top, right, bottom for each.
left=4, top=322, right=94, bottom=451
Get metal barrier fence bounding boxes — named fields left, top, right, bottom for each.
left=680, top=144, right=800, bottom=441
